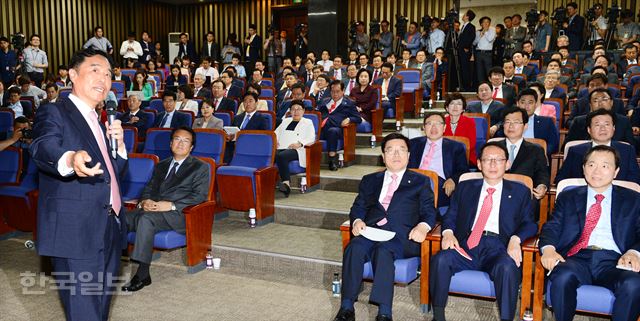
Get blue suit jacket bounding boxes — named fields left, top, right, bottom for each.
left=232, top=112, right=270, bottom=130
left=466, top=100, right=505, bottom=126
left=117, top=110, right=149, bottom=138
left=154, top=111, right=191, bottom=128
left=404, top=32, right=422, bottom=56
left=318, top=98, right=362, bottom=128
left=350, top=170, right=437, bottom=251
left=539, top=185, right=640, bottom=257
left=532, top=114, right=559, bottom=156
left=373, top=76, right=402, bottom=109
left=443, top=179, right=537, bottom=248
left=407, top=137, right=468, bottom=183
left=30, top=100, right=128, bottom=259
left=555, top=141, right=640, bottom=184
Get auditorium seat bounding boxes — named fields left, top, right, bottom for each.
left=465, top=113, right=490, bottom=159
left=121, top=153, right=159, bottom=205
left=192, top=128, right=226, bottom=164
left=355, top=85, right=383, bottom=141
left=0, top=109, right=14, bottom=139
left=0, top=146, right=22, bottom=185
left=0, top=159, right=38, bottom=232
left=257, top=110, right=276, bottom=130
left=214, top=111, right=233, bottom=126
left=123, top=126, right=138, bottom=153
left=143, top=128, right=173, bottom=160
left=396, top=68, right=423, bottom=117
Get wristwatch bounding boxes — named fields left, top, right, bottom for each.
left=171, top=203, right=176, bottom=211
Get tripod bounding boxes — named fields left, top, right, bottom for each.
left=445, top=26, right=463, bottom=92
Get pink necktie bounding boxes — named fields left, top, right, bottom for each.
left=334, top=70, right=339, bottom=78
left=88, top=111, right=121, bottom=215
left=349, top=80, right=354, bottom=92
left=378, top=174, right=399, bottom=226
left=419, top=142, right=437, bottom=170
left=467, top=187, right=496, bottom=249
left=567, top=194, right=605, bottom=256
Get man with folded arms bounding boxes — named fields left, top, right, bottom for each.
left=540, top=145, right=640, bottom=321
left=333, top=133, right=436, bottom=321
left=430, top=142, right=537, bottom=321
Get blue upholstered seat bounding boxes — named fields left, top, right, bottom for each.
left=192, top=129, right=225, bottom=163
left=111, top=81, right=126, bottom=100
left=121, top=154, right=157, bottom=202
left=0, top=147, right=21, bottom=184
left=289, top=113, right=320, bottom=175
left=397, top=70, right=421, bottom=93
left=363, top=257, right=421, bottom=284
left=143, top=129, right=173, bottom=160
left=0, top=159, right=38, bottom=199
left=123, top=127, right=137, bottom=153
left=214, top=112, right=232, bottom=126
left=0, top=110, right=13, bottom=138
left=260, top=88, right=275, bottom=99
left=149, top=99, right=164, bottom=113
left=546, top=283, right=616, bottom=315
left=450, top=270, right=496, bottom=297
left=128, top=230, right=186, bottom=249
left=356, top=121, right=372, bottom=133
left=470, top=116, right=489, bottom=159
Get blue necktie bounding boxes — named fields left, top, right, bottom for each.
left=161, top=113, right=170, bottom=127
left=240, top=114, right=251, bottom=129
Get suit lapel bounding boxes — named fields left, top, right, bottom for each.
left=610, top=186, right=623, bottom=249
left=64, top=101, right=106, bottom=166
left=498, top=181, right=513, bottom=236
left=388, top=170, right=413, bottom=211
left=442, top=139, right=452, bottom=178
left=574, top=187, right=589, bottom=233
left=465, top=180, right=483, bottom=231
left=374, top=171, right=386, bottom=211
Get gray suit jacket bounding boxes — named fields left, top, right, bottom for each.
left=193, top=116, right=224, bottom=130
left=139, top=155, right=209, bottom=231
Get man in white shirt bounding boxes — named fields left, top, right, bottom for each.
left=119, top=32, right=143, bottom=61
left=194, top=57, right=219, bottom=87
left=317, top=50, right=333, bottom=72
left=474, top=16, right=496, bottom=84
left=427, top=18, right=445, bottom=55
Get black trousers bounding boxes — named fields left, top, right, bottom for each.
left=275, top=148, right=299, bottom=181
left=28, top=71, right=44, bottom=88
left=475, top=50, right=493, bottom=84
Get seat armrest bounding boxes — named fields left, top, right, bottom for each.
left=340, top=220, right=351, bottom=250
left=183, top=200, right=217, bottom=266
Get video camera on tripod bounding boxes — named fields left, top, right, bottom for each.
left=585, top=6, right=597, bottom=22
left=10, top=33, right=25, bottom=53
left=349, top=21, right=359, bottom=42
left=550, top=6, right=568, bottom=30
left=395, top=14, right=408, bottom=39
left=525, top=8, right=539, bottom=36
left=369, top=19, right=381, bottom=37
left=606, top=2, right=622, bottom=23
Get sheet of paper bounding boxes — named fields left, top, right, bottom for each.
left=223, top=126, right=240, bottom=135
left=360, top=227, right=396, bottom=242
left=454, top=245, right=473, bottom=261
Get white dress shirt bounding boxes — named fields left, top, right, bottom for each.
left=471, top=180, right=504, bottom=234
left=421, top=138, right=445, bottom=179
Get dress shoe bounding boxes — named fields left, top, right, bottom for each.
left=279, top=183, right=291, bottom=197
left=332, top=308, right=355, bottom=321
left=121, top=275, right=151, bottom=292
left=376, top=315, right=392, bottom=321
left=328, top=156, right=338, bottom=171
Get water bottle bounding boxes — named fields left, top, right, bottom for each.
left=332, top=273, right=341, bottom=297
left=300, top=177, right=308, bottom=194
left=436, top=91, right=441, bottom=101
left=522, top=309, right=533, bottom=321
left=420, top=107, right=426, bottom=118
left=206, top=253, right=213, bottom=269
left=249, top=208, right=256, bottom=228
left=395, top=120, right=402, bottom=131
left=428, top=99, right=433, bottom=110
left=370, top=134, right=376, bottom=148
left=338, top=154, right=344, bottom=168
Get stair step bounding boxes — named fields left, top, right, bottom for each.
left=275, top=190, right=355, bottom=229
left=291, top=165, right=382, bottom=193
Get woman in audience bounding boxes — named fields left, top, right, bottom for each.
left=153, top=41, right=165, bottom=65
left=349, top=68, right=377, bottom=126
left=528, top=82, right=557, bottom=123
left=130, top=70, right=153, bottom=101
left=274, top=100, right=316, bottom=197
left=443, top=92, right=477, bottom=166
left=176, top=84, right=199, bottom=114
left=222, top=33, right=241, bottom=64
left=492, top=23, right=506, bottom=66
left=193, top=99, right=223, bottom=130
left=294, top=55, right=302, bottom=71
left=166, top=64, right=188, bottom=92
left=237, top=83, right=268, bottom=114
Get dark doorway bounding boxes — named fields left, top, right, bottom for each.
left=272, top=4, right=307, bottom=48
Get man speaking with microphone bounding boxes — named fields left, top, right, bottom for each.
left=30, top=48, right=127, bottom=321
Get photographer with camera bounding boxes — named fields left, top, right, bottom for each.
left=350, top=21, right=370, bottom=54
left=264, top=28, right=283, bottom=75
left=534, top=11, right=553, bottom=53
left=587, top=4, right=608, bottom=47
left=615, top=9, right=639, bottom=48
left=294, top=24, right=308, bottom=58
left=402, top=22, right=421, bottom=56
left=0, top=36, right=18, bottom=87
left=0, top=119, right=30, bottom=152
left=562, top=2, right=586, bottom=51
left=374, top=20, right=393, bottom=57
left=426, top=18, right=445, bottom=55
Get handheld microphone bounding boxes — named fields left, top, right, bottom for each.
left=105, top=101, right=118, bottom=159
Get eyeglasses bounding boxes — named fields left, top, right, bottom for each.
left=480, top=158, right=507, bottom=164
left=504, top=120, right=524, bottom=126
left=424, top=121, right=445, bottom=127
left=383, top=148, right=408, bottom=155
left=172, top=137, right=192, bottom=144
left=590, top=97, right=611, bottom=103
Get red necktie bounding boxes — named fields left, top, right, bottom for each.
left=213, top=98, right=218, bottom=110
left=88, top=111, right=121, bottom=215
left=492, top=87, right=499, bottom=99
left=321, top=102, right=337, bottom=128
left=567, top=194, right=605, bottom=256
left=349, top=80, right=355, bottom=92
left=224, top=89, right=228, bottom=97
left=373, top=69, right=379, bottom=80
left=467, top=187, right=496, bottom=249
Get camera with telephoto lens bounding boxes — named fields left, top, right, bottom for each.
left=267, top=23, right=276, bottom=34
left=349, top=21, right=359, bottom=41
left=420, top=16, right=433, bottom=30
left=607, top=2, right=622, bottom=23
left=445, top=9, right=459, bottom=26
left=369, top=19, right=380, bottom=36
left=10, top=33, right=25, bottom=52
left=585, top=6, right=597, bottom=22
left=295, top=23, right=306, bottom=37
left=551, top=7, right=568, bottom=27
left=395, top=14, right=408, bottom=38
left=20, top=128, right=33, bottom=140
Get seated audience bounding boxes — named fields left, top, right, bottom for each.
left=488, top=66, right=516, bottom=107
left=237, top=83, right=268, bottom=114
left=153, top=91, right=191, bottom=128
left=165, top=64, right=188, bottom=92
left=6, top=87, right=23, bottom=118
left=528, top=83, right=557, bottom=123
left=274, top=100, right=316, bottom=197
left=540, top=145, right=640, bottom=321
left=224, top=92, right=270, bottom=163
left=443, top=92, right=477, bottom=166
left=18, top=75, right=46, bottom=108
left=430, top=142, right=537, bottom=321
left=192, top=99, right=223, bottom=130
left=372, top=62, right=402, bottom=118
left=130, top=70, right=153, bottom=101
left=349, top=69, right=376, bottom=125
left=466, top=81, right=505, bottom=135
left=176, top=84, right=199, bottom=114
left=210, top=79, right=236, bottom=113
left=408, top=112, right=468, bottom=207
left=194, top=56, right=219, bottom=87
left=118, top=92, right=149, bottom=138
left=122, top=127, right=210, bottom=292
left=41, top=83, right=60, bottom=105
left=332, top=133, right=436, bottom=321
left=193, top=74, right=212, bottom=99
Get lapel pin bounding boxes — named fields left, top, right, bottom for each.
left=408, top=180, right=411, bottom=184
left=508, top=195, right=512, bottom=199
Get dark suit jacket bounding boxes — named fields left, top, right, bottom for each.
left=497, top=139, right=550, bottom=188
left=0, top=92, right=8, bottom=107
left=565, top=15, right=585, bottom=51
left=350, top=170, right=437, bottom=254
left=30, top=100, right=128, bottom=259
left=548, top=87, right=567, bottom=103
left=567, top=97, right=626, bottom=128
left=458, top=23, right=476, bottom=52
left=118, top=110, right=149, bottom=138
left=232, top=111, right=270, bottom=130
left=532, top=114, right=560, bottom=156
left=193, top=87, right=212, bottom=100
left=327, top=67, right=347, bottom=80
left=518, top=65, right=537, bottom=81
left=565, top=114, right=636, bottom=148
left=298, top=69, right=314, bottom=83
left=154, top=111, right=191, bottom=128
left=200, top=41, right=221, bottom=62
left=500, top=84, right=517, bottom=108
left=539, top=185, right=640, bottom=257
left=139, top=155, right=209, bottom=231
left=178, top=41, right=197, bottom=61
left=277, top=99, right=313, bottom=120
left=466, top=100, right=505, bottom=126
left=504, top=77, right=526, bottom=92
left=245, top=35, right=262, bottom=61
left=214, top=97, right=237, bottom=113
left=443, top=179, right=537, bottom=248
left=225, top=85, right=243, bottom=100
left=311, top=88, right=330, bottom=106
left=140, top=40, right=153, bottom=63
left=555, top=141, right=640, bottom=184
left=408, top=137, right=468, bottom=184
left=318, top=98, right=362, bottom=129
left=373, top=76, right=402, bottom=110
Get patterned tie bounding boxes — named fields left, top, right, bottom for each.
left=88, top=111, right=121, bottom=215
left=165, top=161, right=179, bottom=181
left=240, top=113, right=252, bottom=129
left=492, top=87, right=499, bottom=99
left=419, top=142, right=437, bottom=170
left=567, top=194, right=605, bottom=256
left=213, top=98, right=218, bottom=110
left=467, top=187, right=496, bottom=249
left=317, top=89, right=324, bottom=102
left=378, top=173, right=399, bottom=226
left=508, top=144, right=517, bottom=164
left=373, top=69, right=379, bottom=80
left=334, top=70, right=339, bottom=78
left=161, top=113, right=170, bottom=127
left=348, top=79, right=355, bottom=93
left=321, top=102, right=337, bottom=128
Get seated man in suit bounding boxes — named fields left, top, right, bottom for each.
left=122, top=126, right=210, bottom=292
left=309, top=74, right=330, bottom=106
left=117, top=92, right=148, bottom=138
left=488, top=67, right=517, bottom=108
left=343, top=64, right=359, bottom=96
left=319, top=80, right=361, bottom=170
left=153, top=91, right=191, bottom=129
left=224, top=92, right=270, bottom=163
left=540, top=145, right=640, bottom=321
left=502, top=59, right=526, bottom=91
left=373, top=62, right=402, bottom=118
left=617, top=44, right=638, bottom=79
left=219, top=70, right=242, bottom=101
left=276, top=73, right=299, bottom=107
left=568, top=74, right=626, bottom=128
left=466, top=81, right=505, bottom=136
left=556, top=108, right=640, bottom=184
left=112, top=63, right=132, bottom=92
left=408, top=112, right=468, bottom=208
left=540, top=70, right=568, bottom=105
left=193, top=74, right=212, bottom=99
left=332, top=133, right=436, bottom=321
left=512, top=51, right=537, bottom=81
left=210, top=79, right=236, bottom=113
left=430, top=142, right=537, bottom=321
left=277, top=83, right=312, bottom=124
left=497, top=88, right=559, bottom=157
left=327, top=55, right=346, bottom=80
left=409, top=49, right=435, bottom=97
left=565, top=88, right=636, bottom=149
left=499, top=107, right=549, bottom=198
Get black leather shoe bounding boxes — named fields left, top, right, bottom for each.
left=329, top=156, right=338, bottom=171
left=376, top=315, right=393, bottom=321
left=121, top=275, right=151, bottom=292
left=279, top=183, right=291, bottom=197
left=332, top=308, right=355, bottom=321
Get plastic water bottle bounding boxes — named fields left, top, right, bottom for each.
left=300, top=177, right=308, bottom=193
left=436, top=91, right=441, bottom=101
left=332, top=273, right=341, bottom=297
left=206, top=253, right=213, bottom=269
left=249, top=208, right=256, bottom=228
left=370, top=134, right=376, bottom=148
left=420, top=107, right=426, bottom=117
left=522, top=309, right=533, bottom=321
left=395, top=120, right=402, bottom=131
left=338, top=154, right=344, bottom=168
left=428, top=99, right=433, bottom=110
